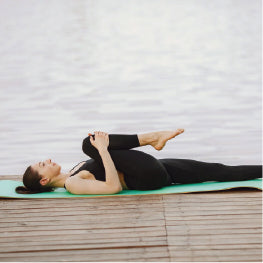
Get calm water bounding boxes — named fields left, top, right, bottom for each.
left=0, top=0, right=261, bottom=176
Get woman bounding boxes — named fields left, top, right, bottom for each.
left=16, top=129, right=262, bottom=194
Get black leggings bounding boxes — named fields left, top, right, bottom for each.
left=82, top=134, right=262, bottom=190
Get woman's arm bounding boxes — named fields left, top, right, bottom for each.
left=98, top=147, right=122, bottom=190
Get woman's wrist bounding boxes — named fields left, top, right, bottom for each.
left=98, top=147, right=108, bottom=154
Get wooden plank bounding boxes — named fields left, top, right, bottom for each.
left=169, top=249, right=261, bottom=257
left=2, top=209, right=259, bottom=221
left=0, top=255, right=170, bottom=262
left=164, top=204, right=262, bottom=210
left=0, top=255, right=171, bottom=263
left=0, top=211, right=165, bottom=221
left=0, top=202, right=164, bottom=210
left=2, top=218, right=259, bottom=230
left=165, top=215, right=262, bottom=221
left=167, top=223, right=261, bottom=230
left=1, top=208, right=164, bottom=217
left=0, top=212, right=164, bottom=221
left=163, top=227, right=261, bottom=235
left=1, top=195, right=162, bottom=202
left=0, top=231, right=166, bottom=244
left=167, top=236, right=261, bottom=245
left=2, top=203, right=261, bottom=214
left=0, top=220, right=165, bottom=230
left=0, top=222, right=165, bottom=238
left=1, top=213, right=260, bottom=225
left=166, top=233, right=261, bottom=241
left=0, top=227, right=164, bottom=238
left=0, top=239, right=168, bottom=253
left=0, top=236, right=169, bottom=253
left=170, top=254, right=261, bottom=262
left=164, top=196, right=262, bottom=202
left=0, top=246, right=170, bottom=261
left=164, top=210, right=261, bottom=217
left=172, top=254, right=262, bottom=262
left=0, top=249, right=171, bottom=259
left=1, top=202, right=261, bottom=214
left=168, top=243, right=262, bottom=250
left=0, top=227, right=166, bottom=238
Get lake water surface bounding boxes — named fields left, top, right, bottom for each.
left=0, top=0, right=261, bottom=175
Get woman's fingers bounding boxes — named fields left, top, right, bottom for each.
left=93, top=131, right=108, bottom=137
left=89, top=131, right=109, bottom=149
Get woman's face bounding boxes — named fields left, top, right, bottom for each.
left=31, top=159, right=61, bottom=180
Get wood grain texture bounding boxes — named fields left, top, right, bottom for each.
left=0, top=176, right=261, bottom=262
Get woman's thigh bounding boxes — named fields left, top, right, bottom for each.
left=110, top=149, right=172, bottom=190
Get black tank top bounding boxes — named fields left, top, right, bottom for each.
left=64, top=159, right=106, bottom=189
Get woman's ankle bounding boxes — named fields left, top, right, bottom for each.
left=138, top=132, right=157, bottom=146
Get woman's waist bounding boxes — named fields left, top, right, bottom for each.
left=118, top=171, right=129, bottom=190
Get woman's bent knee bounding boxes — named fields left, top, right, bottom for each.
left=82, top=136, right=93, bottom=154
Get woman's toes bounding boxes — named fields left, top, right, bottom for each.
left=178, top=128, right=184, bottom=133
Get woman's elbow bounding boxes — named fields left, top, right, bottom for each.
left=111, top=185, right=122, bottom=194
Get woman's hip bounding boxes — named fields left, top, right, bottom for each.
left=109, top=149, right=172, bottom=190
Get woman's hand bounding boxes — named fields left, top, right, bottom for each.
left=89, top=131, right=109, bottom=152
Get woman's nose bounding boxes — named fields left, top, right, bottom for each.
left=46, top=159, right=51, bottom=163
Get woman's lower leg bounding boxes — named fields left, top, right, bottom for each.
left=159, top=158, right=262, bottom=184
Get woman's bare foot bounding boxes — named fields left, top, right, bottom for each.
left=151, top=129, right=184, bottom=151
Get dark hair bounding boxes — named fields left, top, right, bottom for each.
left=15, top=166, right=55, bottom=194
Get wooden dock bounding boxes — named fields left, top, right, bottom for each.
left=0, top=176, right=262, bottom=262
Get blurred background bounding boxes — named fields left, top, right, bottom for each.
left=0, top=0, right=261, bottom=175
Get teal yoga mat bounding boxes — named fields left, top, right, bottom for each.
left=0, top=179, right=262, bottom=198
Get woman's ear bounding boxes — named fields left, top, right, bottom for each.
left=40, top=177, right=50, bottom=186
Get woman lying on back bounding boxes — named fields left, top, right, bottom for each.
left=16, top=130, right=262, bottom=194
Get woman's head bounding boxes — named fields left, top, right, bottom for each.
left=15, top=159, right=61, bottom=194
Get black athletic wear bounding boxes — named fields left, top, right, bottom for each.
left=64, top=134, right=262, bottom=190
left=67, top=134, right=172, bottom=190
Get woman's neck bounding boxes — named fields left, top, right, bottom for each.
left=50, top=172, right=71, bottom=188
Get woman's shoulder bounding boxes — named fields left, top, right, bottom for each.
left=65, top=170, right=96, bottom=190
left=65, top=172, right=82, bottom=192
